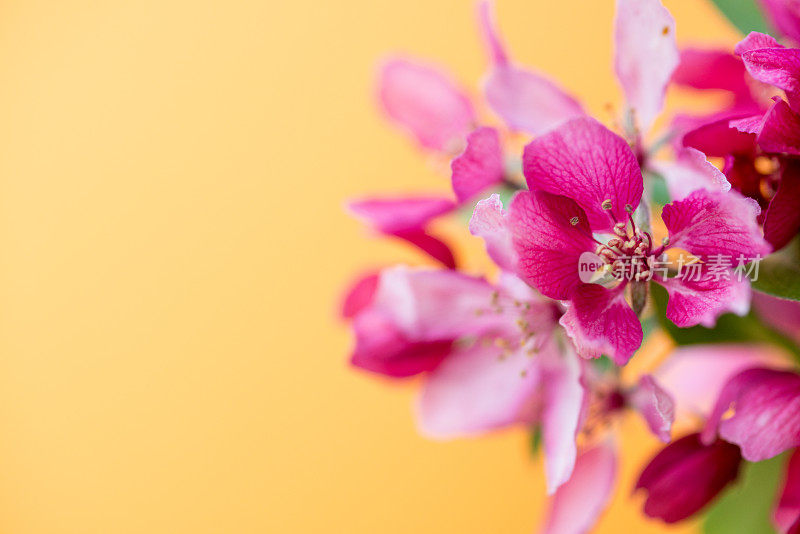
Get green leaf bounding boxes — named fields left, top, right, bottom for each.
left=650, top=283, right=800, bottom=360
left=709, top=0, right=772, bottom=35
left=703, top=454, right=786, bottom=534
left=529, top=426, right=542, bottom=457
left=752, top=237, right=800, bottom=302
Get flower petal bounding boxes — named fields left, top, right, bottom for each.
left=661, top=188, right=771, bottom=260
left=735, top=31, right=782, bottom=56
left=523, top=117, right=643, bottom=231
left=775, top=449, right=800, bottom=534
left=543, top=442, right=617, bottom=534
left=392, top=229, right=457, bottom=269
left=630, top=375, right=675, bottom=443
left=469, top=193, right=517, bottom=272
left=755, top=1, right=800, bottom=45
left=702, top=368, right=800, bottom=461
left=673, top=48, right=755, bottom=106
left=509, top=190, right=596, bottom=300
left=377, top=58, right=475, bottom=151
left=764, top=159, right=800, bottom=250
left=656, top=271, right=751, bottom=328
left=348, top=196, right=455, bottom=234
left=759, top=98, right=800, bottom=155
left=541, top=348, right=587, bottom=494
left=340, top=271, right=379, bottom=319
left=636, top=433, right=741, bottom=523
left=417, top=338, right=542, bottom=438
left=451, top=127, right=505, bottom=203
left=478, top=2, right=585, bottom=135
left=655, top=344, right=789, bottom=418
left=682, top=116, right=757, bottom=156
left=741, top=47, right=800, bottom=106
left=651, top=147, right=730, bottom=201
left=559, top=284, right=643, bottom=365
left=614, top=0, right=679, bottom=131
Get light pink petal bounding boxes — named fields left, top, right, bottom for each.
left=756, top=1, right=800, bottom=44
left=636, top=433, right=742, bottom=523
left=348, top=196, right=455, bottom=234
left=350, top=308, right=452, bottom=377
left=559, top=284, right=643, bottom=365
left=764, top=159, right=800, bottom=250
left=776, top=449, right=800, bottom=534
left=543, top=442, right=617, bottom=534
left=540, top=348, right=586, bottom=494
left=523, top=117, right=643, bottom=232
left=661, top=188, right=771, bottom=260
left=478, top=2, right=584, bottom=135
left=614, top=0, right=679, bottom=131
left=373, top=267, right=514, bottom=342
left=656, top=272, right=751, bottom=328
left=451, top=127, right=505, bottom=203
left=469, top=193, right=517, bottom=272
left=759, top=98, right=800, bottom=155
left=417, top=338, right=541, bottom=438
left=651, top=147, right=730, bottom=201
left=730, top=113, right=765, bottom=135
left=340, top=271, right=379, bottom=319
left=508, top=191, right=596, bottom=300
left=702, top=368, right=800, bottom=461
left=655, top=344, right=788, bottom=418
left=735, top=31, right=783, bottom=56
left=630, top=375, right=675, bottom=442
left=377, top=58, right=475, bottom=151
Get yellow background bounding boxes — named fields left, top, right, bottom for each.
left=0, top=0, right=740, bottom=532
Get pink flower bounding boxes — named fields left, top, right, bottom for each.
left=757, top=0, right=800, bottom=46
left=775, top=448, right=800, bottom=534
left=509, top=117, right=770, bottom=364
left=635, top=433, right=742, bottom=523
left=702, top=367, right=800, bottom=462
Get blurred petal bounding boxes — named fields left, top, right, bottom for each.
left=775, top=449, right=800, bottom=534
left=543, top=442, right=617, bottom=534
left=469, top=193, right=517, bottom=272
left=340, top=271, right=379, bottom=319
left=755, top=1, right=800, bottom=45
left=348, top=196, right=455, bottom=234
left=673, top=48, right=754, bottom=106
left=451, top=127, right=505, bottom=203
left=377, top=58, right=475, bottom=151
left=759, top=98, right=800, bottom=155
left=614, top=0, right=679, bottom=131
left=636, top=433, right=741, bottom=523
left=392, top=229, right=457, bottom=269
left=764, top=159, right=800, bottom=250
left=682, top=116, right=757, bottom=156
left=523, top=117, right=643, bottom=232
left=630, top=375, right=675, bottom=442
left=702, top=368, right=800, bottom=461
left=651, top=147, right=730, bottom=201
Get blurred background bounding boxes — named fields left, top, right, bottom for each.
left=0, top=0, right=742, bottom=532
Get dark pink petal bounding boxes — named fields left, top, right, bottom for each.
left=478, top=2, right=584, bottom=135
left=661, top=189, right=771, bottom=260
left=340, top=271, right=379, bottom=319
left=673, top=48, right=754, bottom=105
left=417, top=338, right=541, bottom=437
left=377, top=58, right=475, bottom=151
left=348, top=196, right=455, bottom=234
left=741, top=47, right=800, bottom=97
left=657, top=272, right=751, bottom=328
left=508, top=191, right=596, bottom=300
left=469, top=193, right=517, bottom=272
left=651, top=147, right=730, bottom=201
left=523, top=117, right=643, bottom=231
left=636, top=433, right=741, bottom=523
left=756, top=1, right=800, bottom=44
left=451, top=127, right=505, bottom=203
left=393, top=229, right=457, bottom=269
left=655, top=344, right=789, bottom=418
left=540, top=348, right=586, bottom=494
left=682, top=116, right=757, bottom=156
left=630, top=375, right=675, bottom=442
left=702, top=368, right=800, bottom=461
left=559, top=284, right=642, bottom=365
left=735, top=31, right=783, bottom=56
left=350, top=309, right=452, bottom=377
left=614, top=0, right=679, bottom=131
left=775, top=449, right=800, bottom=534
left=759, top=98, right=800, bottom=155
left=543, top=441, right=617, bottom=534
left=764, top=159, right=800, bottom=250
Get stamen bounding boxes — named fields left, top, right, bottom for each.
left=570, top=216, right=580, bottom=226
left=601, top=199, right=613, bottom=211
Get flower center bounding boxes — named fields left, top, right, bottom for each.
left=593, top=200, right=655, bottom=282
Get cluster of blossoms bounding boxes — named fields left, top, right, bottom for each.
left=341, top=0, right=800, bottom=531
